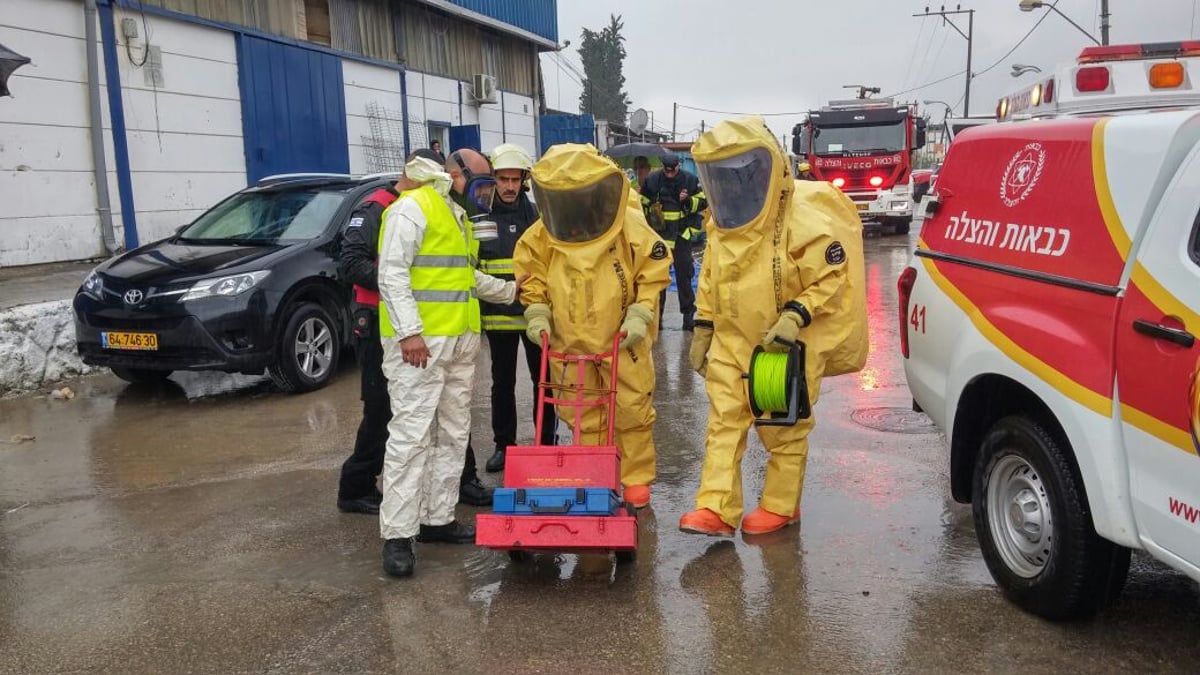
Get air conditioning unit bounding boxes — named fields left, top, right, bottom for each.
left=471, top=74, right=498, bottom=105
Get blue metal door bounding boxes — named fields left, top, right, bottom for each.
left=449, top=124, right=481, bottom=152
left=237, top=35, right=349, bottom=183
left=539, top=113, right=596, bottom=154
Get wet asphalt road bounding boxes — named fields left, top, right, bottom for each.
left=2, top=231, right=1199, bottom=674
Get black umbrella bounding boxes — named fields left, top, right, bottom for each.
left=0, top=42, right=32, bottom=97
left=604, top=142, right=672, bottom=159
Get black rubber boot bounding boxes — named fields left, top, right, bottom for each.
left=338, top=489, right=383, bottom=515
left=383, top=538, right=415, bottom=577
left=459, top=478, right=494, bottom=506
left=417, top=520, right=476, bottom=544
left=682, top=314, right=695, bottom=331
left=485, top=448, right=506, bottom=473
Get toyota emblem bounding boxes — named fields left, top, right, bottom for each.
left=123, top=289, right=145, bottom=305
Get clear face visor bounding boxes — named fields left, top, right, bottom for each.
left=452, top=151, right=497, bottom=213
left=532, top=173, right=624, bottom=243
left=697, top=147, right=774, bottom=229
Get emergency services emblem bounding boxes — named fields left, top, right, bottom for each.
left=1000, top=142, right=1046, bottom=208
left=650, top=241, right=669, bottom=260
left=825, top=242, right=846, bottom=265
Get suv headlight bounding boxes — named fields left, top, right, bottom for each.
left=81, top=270, right=104, bottom=300
left=181, top=271, right=270, bottom=302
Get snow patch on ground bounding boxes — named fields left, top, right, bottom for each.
left=0, top=300, right=100, bottom=397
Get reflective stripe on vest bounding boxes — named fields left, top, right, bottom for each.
left=662, top=210, right=685, bottom=221
left=481, top=314, right=528, bottom=331
left=478, top=258, right=514, bottom=275
left=377, top=186, right=480, bottom=338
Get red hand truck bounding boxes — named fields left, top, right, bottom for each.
left=475, top=333, right=638, bottom=563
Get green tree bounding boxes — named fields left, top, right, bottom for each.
left=578, top=14, right=631, bottom=123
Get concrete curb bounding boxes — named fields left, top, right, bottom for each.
left=0, top=300, right=101, bottom=398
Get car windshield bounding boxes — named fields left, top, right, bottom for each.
left=813, top=121, right=907, bottom=155
left=178, top=189, right=347, bottom=244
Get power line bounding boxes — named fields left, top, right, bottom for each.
left=902, top=17, right=926, bottom=91
left=888, top=1, right=1058, bottom=102
left=676, top=103, right=807, bottom=117
left=972, top=1, right=1057, bottom=78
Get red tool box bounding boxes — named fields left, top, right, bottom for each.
left=476, top=334, right=638, bottom=562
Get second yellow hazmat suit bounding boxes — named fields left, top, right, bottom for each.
left=513, top=144, right=672, bottom=507
left=681, top=117, right=867, bottom=536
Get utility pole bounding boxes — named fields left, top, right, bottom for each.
left=701, top=120, right=706, bottom=135
left=912, top=5, right=975, bottom=117
left=672, top=102, right=678, bottom=142
left=1100, top=0, right=1110, bottom=45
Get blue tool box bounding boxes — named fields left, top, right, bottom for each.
left=492, top=487, right=621, bottom=516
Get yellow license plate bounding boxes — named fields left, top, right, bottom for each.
left=102, top=331, right=159, bottom=351
left=855, top=203, right=869, bottom=211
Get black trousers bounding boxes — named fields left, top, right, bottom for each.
left=659, top=237, right=696, bottom=319
left=487, top=330, right=556, bottom=449
left=338, top=316, right=479, bottom=501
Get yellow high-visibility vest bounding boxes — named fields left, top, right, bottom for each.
left=378, top=185, right=480, bottom=337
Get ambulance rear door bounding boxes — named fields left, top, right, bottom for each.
left=1115, top=137, right=1200, bottom=567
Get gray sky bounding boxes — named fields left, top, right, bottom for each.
left=540, top=0, right=1200, bottom=143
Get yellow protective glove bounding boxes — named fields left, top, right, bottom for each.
left=618, top=304, right=654, bottom=350
left=689, top=325, right=713, bottom=376
left=762, top=310, right=805, bottom=353
left=525, top=303, right=553, bottom=345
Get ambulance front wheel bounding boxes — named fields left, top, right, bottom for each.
left=972, top=415, right=1130, bottom=621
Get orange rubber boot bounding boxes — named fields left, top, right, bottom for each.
left=741, top=506, right=800, bottom=535
left=678, top=508, right=735, bottom=537
left=624, top=484, right=651, bottom=509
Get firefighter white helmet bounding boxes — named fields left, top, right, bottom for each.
left=490, top=143, right=534, bottom=173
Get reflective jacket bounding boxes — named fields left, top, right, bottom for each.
left=377, top=186, right=516, bottom=339
left=478, top=193, right=539, bottom=331
left=640, top=168, right=707, bottom=245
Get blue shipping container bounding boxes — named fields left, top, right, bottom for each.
left=493, top=487, right=621, bottom=516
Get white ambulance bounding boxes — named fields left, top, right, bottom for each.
left=901, top=42, right=1200, bottom=620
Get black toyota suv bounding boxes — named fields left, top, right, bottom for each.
left=73, top=173, right=397, bottom=393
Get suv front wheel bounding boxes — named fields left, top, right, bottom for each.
left=972, top=415, right=1130, bottom=620
left=269, top=302, right=341, bottom=393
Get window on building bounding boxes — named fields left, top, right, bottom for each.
left=303, top=0, right=332, bottom=46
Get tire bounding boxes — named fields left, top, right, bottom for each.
left=111, top=367, right=173, bottom=384
left=892, top=218, right=912, bottom=235
left=972, top=416, right=1130, bottom=620
left=615, top=549, right=637, bottom=564
left=268, top=302, right=341, bottom=393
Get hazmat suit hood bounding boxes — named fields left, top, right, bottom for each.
left=530, top=143, right=628, bottom=246
left=692, top=116, right=793, bottom=237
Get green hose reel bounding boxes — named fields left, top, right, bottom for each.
left=744, top=339, right=812, bottom=426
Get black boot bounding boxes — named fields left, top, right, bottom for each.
left=338, top=489, right=383, bottom=515
left=417, top=520, right=476, bottom=544
left=459, top=477, right=494, bottom=506
left=383, top=538, right=415, bottom=577
left=485, top=447, right=506, bottom=473
left=682, top=314, right=695, bottom=331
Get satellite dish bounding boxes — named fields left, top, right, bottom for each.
left=629, top=108, right=649, bottom=134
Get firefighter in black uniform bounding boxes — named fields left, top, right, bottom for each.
left=640, top=152, right=706, bottom=330
left=480, top=143, right=557, bottom=472
left=336, top=148, right=493, bottom=513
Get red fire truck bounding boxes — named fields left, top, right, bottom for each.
left=792, top=97, right=927, bottom=234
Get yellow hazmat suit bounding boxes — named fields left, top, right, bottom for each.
left=513, top=144, right=672, bottom=505
left=682, top=117, right=867, bottom=535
